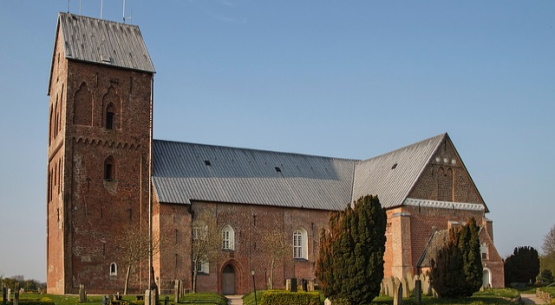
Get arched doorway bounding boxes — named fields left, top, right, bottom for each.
left=222, top=264, right=236, bottom=295
left=482, top=268, right=491, bottom=288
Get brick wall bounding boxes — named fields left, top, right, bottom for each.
left=47, top=24, right=153, bottom=294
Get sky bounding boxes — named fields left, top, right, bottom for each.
left=0, top=0, right=554, bottom=283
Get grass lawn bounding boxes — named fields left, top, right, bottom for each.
left=3, top=289, right=519, bottom=305
left=0, top=293, right=228, bottom=305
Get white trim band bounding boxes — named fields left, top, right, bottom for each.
left=403, top=198, right=485, bottom=211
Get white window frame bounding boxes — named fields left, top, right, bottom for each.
left=196, top=259, right=210, bottom=274
left=222, top=224, right=235, bottom=251
left=293, top=228, right=308, bottom=260
left=480, top=243, right=489, bottom=260
left=109, top=262, right=117, bottom=276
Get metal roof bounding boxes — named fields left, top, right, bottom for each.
left=152, top=133, right=483, bottom=211
left=352, top=134, right=445, bottom=208
left=152, top=140, right=356, bottom=211
left=57, top=12, right=155, bottom=73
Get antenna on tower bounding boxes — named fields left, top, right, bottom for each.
left=79, top=0, right=82, bottom=15
left=100, top=0, right=103, bottom=19
left=67, top=0, right=70, bottom=13
left=123, top=0, right=126, bottom=23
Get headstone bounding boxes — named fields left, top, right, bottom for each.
left=164, top=296, right=169, bottom=305
left=308, top=280, right=315, bottom=292
left=301, top=279, right=308, bottom=292
left=324, top=298, right=332, bottom=305
left=414, top=280, right=422, bottom=304
left=7, top=289, right=11, bottom=302
left=102, top=296, right=110, bottom=305
left=285, top=279, right=291, bottom=291
left=13, top=287, right=19, bottom=305
left=393, top=281, right=403, bottom=305
left=174, top=280, right=179, bottom=303
left=79, top=285, right=86, bottom=302
left=401, top=276, right=410, bottom=298
left=421, top=274, right=432, bottom=296
left=3, top=286, right=7, bottom=305
left=290, top=278, right=297, bottom=292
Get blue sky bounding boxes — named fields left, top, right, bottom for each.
left=0, top=0, right=554, bottom=282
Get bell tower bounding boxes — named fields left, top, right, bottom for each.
left=47, top=12, right=155, bottom=294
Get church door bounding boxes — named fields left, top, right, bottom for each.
left=482, top=269, right=491, bottom=288
left=222, top=264, right=235, bottom=295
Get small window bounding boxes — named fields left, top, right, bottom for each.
left=480, top=243, right=489, bottom=260
left=222, top=225, right=235, bottom=251
left=110, top=262, right=117, bottom=276
left=196, top=260, right=209, bottom=274
left=293, top=228, right=308, bottom=260
left=105, top=103, right=116, bottom=130
left=104, top=157, right=115, bottom=180
left=193, top=222, right=207, bottom=241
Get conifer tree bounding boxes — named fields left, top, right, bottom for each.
left=316, top=195, right=386, bottom=305
left=431, top=219, right=483, bottom=298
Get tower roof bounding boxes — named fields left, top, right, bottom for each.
left=55, top=12, right=155, bottom=73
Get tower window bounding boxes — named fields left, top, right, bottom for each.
left=105, top=103, right=116, bottom=130
left=104, top=157, right=115, bottom=180
left=110, top=262, right=117, bottom=276
left=106, top=111, right=114, bottom=129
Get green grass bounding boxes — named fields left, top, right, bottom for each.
left=180, top=293, right=227, bottom=305
left=538, top=286, right=555, bottom=298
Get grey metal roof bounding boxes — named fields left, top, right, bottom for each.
left=152, top=133, right=476, bottom=211
left=152, top=140, right=356, bottom=211
left=57, top=12, right=155, bottom=73
left=351, top=134, right=445, bottom=208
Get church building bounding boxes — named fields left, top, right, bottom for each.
left=46, top=13, right=504, bottom=295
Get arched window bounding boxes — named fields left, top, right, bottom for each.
left=104, top=156, right=115, bottom=180
left=110, top=262, right=117, bottom=276
left=222, top=225, right=235, bottom=251
left=106, top=103, right=115, bottom=130
left=293, top=227, right=308, bottom=260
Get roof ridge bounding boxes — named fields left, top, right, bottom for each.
left=359, top=132, right=447, bottom=163
left=59, top=12, right=139, bottom=28
left=153, top=139, right=359, bottom=162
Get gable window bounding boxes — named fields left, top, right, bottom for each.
left=110, top=262, right=117, bottom=276
left=193, top=222, right=207, bottom=240
left=481, top=243, right=489, bottom=260
left=104, top=157, right=115, bottom=180
left=222, top=225, right=235, bottom=251
left=293, top=228, right=308, bottom=260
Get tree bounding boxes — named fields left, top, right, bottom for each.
left=431, top=231, right=466, bottom=298
left=504, top=246, right=540, bottom=285
left=260, top=228, right=289, bottom=289
left=459, top=218, right=483, bottom=295
left=541, top=225, right=555, bottom=275
left=430, top=219, right=482, bottom=298
left=315, top=195, right=387, bottom=305
left=191, top=209, right=223, bottom=293
left=117, top=226, right=167, bottom=295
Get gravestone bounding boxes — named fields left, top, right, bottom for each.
left=79, top=284, right=86, bottom=302
left=7, top=289, right=11, bottom=302
left=2, top=286, right=7, bottom=305
left=102, top=296, right=109, bottom=305
left=174, top=280, right=179, bottom=303
left=301, top=279, right=308, bottom=292
left=324, top=298, right=332, bottom=305
left=13, top=287, right=19, bottom=305
left=401, top=276, right=410, bottom=298
left=308, top=280, right=315, bottom=292
left=414, top=280, right=422, bottom=304
left=393, top=280, right=403, bottom=305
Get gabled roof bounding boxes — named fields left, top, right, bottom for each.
left=352, top=134, right=445, bottom=208
left=54, top=12, right=155, bottom=73
left=152, top=133, right=486, bottom=212
left=152, top=140, right=356, bottom=211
